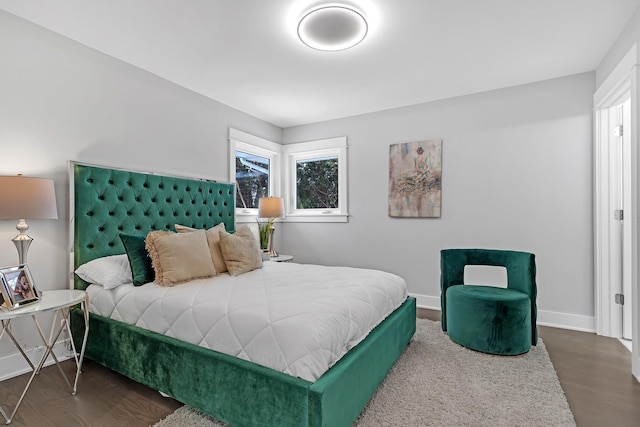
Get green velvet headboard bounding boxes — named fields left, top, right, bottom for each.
left=72, top=163, right=235, bottom=290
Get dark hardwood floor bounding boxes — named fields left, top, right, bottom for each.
left=419, top=308, right=640, bottom=427
left=0, top=359, right=181, bottom=427
left=1, top=309, right=639, bottom=426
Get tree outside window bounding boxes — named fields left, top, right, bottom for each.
left=296, top=157, right=338, bottom=209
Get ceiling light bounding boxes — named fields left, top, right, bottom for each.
left=297, top=5, right=368, bottom=51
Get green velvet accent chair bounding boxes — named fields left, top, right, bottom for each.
left=440, top=248, right=538, bottom=355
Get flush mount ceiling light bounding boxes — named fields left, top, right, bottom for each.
left=297, top=5, right=368, bottom=51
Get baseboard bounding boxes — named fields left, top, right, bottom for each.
left=0, top=339, right=73, bottom=382
left=410, top=292, right=596, bottom=333
left=619, top=338, right=633, bottom=353
left=536, top=309, right=595, bottom=332
left=410, top=293, right=441, bottom=310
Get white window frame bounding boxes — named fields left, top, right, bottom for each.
left=229, top=129, right=348, bottom=223
left=283, top=137, right=348, bottom=222
left=229, top=129, right=281, bottom=222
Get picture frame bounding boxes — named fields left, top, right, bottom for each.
left=389, top=139, right=443, bottom=218
left=0, top=264, right=39, bottom=310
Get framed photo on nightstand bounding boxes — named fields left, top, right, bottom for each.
left=0, top=264, right=39, bottom=310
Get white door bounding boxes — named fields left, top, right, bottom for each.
left=594, top=44, right=639, bottom=379
left=620, top=98, right=632, bottom=341
left=611, top=98, right=633, bottom=341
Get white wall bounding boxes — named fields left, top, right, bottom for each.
left=0, top=11, right=280, bottom=363
left=596, top=7, right=640, bottom=87
left=282, top=73, right=595, bottom=329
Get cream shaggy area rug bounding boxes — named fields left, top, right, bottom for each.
left=154, top=319, right=576, bottom=427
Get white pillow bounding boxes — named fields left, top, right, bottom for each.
left=75, top=254, right=133, bottom=289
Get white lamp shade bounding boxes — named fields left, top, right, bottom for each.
left=258, top=197, right=285, bottom=219
left=0, top=176, right=58, bottom=220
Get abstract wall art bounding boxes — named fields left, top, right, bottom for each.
left=388, top=139, right=442, bottom=218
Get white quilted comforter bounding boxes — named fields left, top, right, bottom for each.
left=87, top=262, right=408, bottom=382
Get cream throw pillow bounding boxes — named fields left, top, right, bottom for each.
left=219, top=225, right=263, bottom=276
left=175, top=223, right=227, bottom=274
left=145, top=230, right=216, bottom=286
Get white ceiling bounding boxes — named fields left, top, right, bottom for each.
left=1, top=0, right=639, bottom=128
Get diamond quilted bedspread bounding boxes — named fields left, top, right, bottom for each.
left=86, top=262, right=408, bottom=382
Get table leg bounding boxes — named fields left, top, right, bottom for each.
left=6, top=353, right=44, bottom=423
left=0, top=320, right=35, bottom=371
left=0, top=292, right=89, bottom=424
left=32, top=312, right=73, bottom=391
left=1, top=303, right=89, bottom=424
left=0, top=403, right=8, bottom=424
left=0, top=319, right=41, bottom=424
left=72, top=297, right=90, bottom=394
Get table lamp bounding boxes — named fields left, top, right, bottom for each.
left=0, top=175, right=58, bottom=264
left=258, top=197, right=285, bottom=257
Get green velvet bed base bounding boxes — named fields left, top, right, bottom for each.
left=71, top=297, right=416, bottom=427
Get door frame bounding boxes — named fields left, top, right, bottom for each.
left=594, top=44, right=639, bottom=380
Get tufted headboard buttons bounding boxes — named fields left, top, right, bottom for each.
left=73, top=164, right=235, bottom=289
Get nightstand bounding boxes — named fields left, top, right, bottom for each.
left=269, top=254, right=294, bottom=262
left=0, top=289, right=89, bottom=424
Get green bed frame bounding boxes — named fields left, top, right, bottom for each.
left=70, top=163, right=416, bottom=427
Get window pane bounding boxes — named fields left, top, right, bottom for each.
left=296, top=156, right=338, bottom=209
left=235, top=150, right=269, bottom=209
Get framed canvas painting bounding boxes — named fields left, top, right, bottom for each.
left=389, top=139, right=442, bottom=218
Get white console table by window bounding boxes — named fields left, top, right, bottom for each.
left=0, top=289, right=89, bottom=424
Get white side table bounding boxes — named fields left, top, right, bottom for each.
left=0, top=289, right=89, bottom=424
left=269, top=254, right=294, bottom=262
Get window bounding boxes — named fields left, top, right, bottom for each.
left=296, top=156, right=338, bottom=209
left=229, top=129, right=280, bottom=218
left=284, top=137, right=348, bottom=222
left=229, top=129, right=347, bottom=222
left=235, top=150, right=270, bottom=209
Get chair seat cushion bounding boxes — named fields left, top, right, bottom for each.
left=448, top=285, right=529, bottom=303
left=446, top=285, right=531, bottom=355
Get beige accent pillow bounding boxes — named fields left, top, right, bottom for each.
left=219, top=225, right=263, bottom=276
left=145, top=229, right=216, bottom=286
left=175, top=223, right=227, bottom=274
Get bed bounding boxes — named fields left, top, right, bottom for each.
left=69, top=163, right=416, bottom=427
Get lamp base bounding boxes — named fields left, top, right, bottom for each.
left=12, top=234, right=32, bottom=265
left=268, top=227, right=278, bottom=258
left=12, top=218, right=33, bottom=265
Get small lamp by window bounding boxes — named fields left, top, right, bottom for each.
left=0, top=175, right=58, bottom=264
left=258, top=197, right=285, bottom=258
